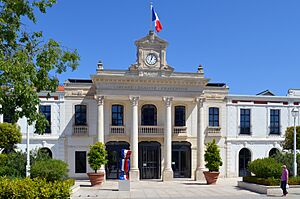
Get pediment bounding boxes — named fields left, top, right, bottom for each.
left=135, top=30, right=168, bottom=48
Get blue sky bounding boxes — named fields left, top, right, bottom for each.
left=28, top=0, right=300, bottom=95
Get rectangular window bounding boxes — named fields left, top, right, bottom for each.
left=111, top=105, right=124, bottom=126
left=209, top=107, right=219, bottom=127
left=240, top=109, right=251, bottom=134
left=175, top=106, right=186, bottom=126
left=3, top=113, right=12, bottom=123
left=270, top=109, right=280, bottom=135
left=75, top=151, right=86, bottom=173
left=75, top=105, right=87, bottom=125
left=39, top=105, right=51, bottom=134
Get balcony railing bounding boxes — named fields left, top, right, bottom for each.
left=139, top=126, right=164, bottom=135
left=73, top=125, right=88, bottom=135
left=268, top=126, right=281, bottom=136
left=110, top=126, right=126, bottom=134
left=239, top=126, right=252, bottom=135
left=173, top=126, right=187, bottom=134
left=206, top=126, right=221, bottom=136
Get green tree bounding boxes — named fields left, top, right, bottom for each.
left=31, top=159, right=68, bottom=181
left=273, top=152, right=300, bottom=176
left=283, top=126, right=300, bottom=150
left=87, top=142, right=107, bottom=173
left=0, top=0, right=80, bottom=133
left=204, top=139, right=223, bottom=172
left=247, top=157, right=282, bottom=178
left=0, top=123, right=21, bottom=152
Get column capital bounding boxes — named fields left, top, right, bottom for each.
left=95, top=96, right=105, bottom=106
left=129, top=96, right=140, bottom=106
left=163, top=97, right=173, bottom=107
left=194, top=97, right=205, bottom=106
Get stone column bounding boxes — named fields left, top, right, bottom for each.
left=96, top=96, right=105, bottom=174
left=129, top=96, right=140, bottom=181
left=162, top=97, right=173, bottom=181
left=97, top=96, right=105, bottom=143
left=195, top=97, right=206, bottom=181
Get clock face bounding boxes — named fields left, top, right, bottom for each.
left=145, top=53, right=157, bottom=65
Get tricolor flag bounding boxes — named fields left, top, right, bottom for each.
left=151, top=5, right=163, bottom=32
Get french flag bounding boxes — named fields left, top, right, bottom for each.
left=151, top=5, right=163, bottom=32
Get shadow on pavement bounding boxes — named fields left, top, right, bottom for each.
left=182, top=182, right=208, bottom=185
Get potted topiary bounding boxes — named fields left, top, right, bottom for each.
left=203, top=139, right=223, bottom=184
left=87, top=142, right=108, bottom=186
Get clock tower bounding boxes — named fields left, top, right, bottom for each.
left=129, top=30, right=174, bottom=74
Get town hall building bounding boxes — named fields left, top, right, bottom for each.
left=1, top=31, right=300, bottom=181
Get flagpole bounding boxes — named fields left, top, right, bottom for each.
left=150, top=1, right=153, bottom=31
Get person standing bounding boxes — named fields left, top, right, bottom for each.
left=280, top=165, right=289, bottom=197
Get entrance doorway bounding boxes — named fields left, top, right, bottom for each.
left=139, top=141, right=161, bottom=179
left=172, top=142, right=191, bottom=178
left=105, top=141, right=130, bottom=179
left=239, top=148, right=251, bottom=177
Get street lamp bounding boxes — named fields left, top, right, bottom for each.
left=291, top=107, right=299, bottom=177
left=26, top=123, right=30, bottom=177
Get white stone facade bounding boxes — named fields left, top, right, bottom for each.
left=1, top=32, right=300, bottom=180
left=226, top=93, right=300, bottom=177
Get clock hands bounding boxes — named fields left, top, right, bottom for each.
left=146, top=54, right=157, bottom=65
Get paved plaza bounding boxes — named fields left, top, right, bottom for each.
left=72, top=178, right=300, bottom=199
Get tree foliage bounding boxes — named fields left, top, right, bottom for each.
left=273, top=152, right=300, bottom=176
left=31, top=159, right=68, bottom=181
left=0, top=152, right=26, bottom=178
left=0, top=0, right=80, bottom=133
left=0, top=122, right=21, bottom=152
left=247, top=157, right=282, bottom=178
left=283, top=126, right=300, bottom=150
left=87, top=142, right=107, bottom=173
left=204, top=139, right=223, bottom=172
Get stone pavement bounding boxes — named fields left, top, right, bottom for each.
left=72, top=178, right=300, bottom=199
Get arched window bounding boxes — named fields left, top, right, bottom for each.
left=209, top=107, right=219, bottom=127
left=141, top=104, right=157, bottom=126
left=75, top=105, right=87, bottom=125
left=38, top=147, right=52, bottom=158
left=269, top=148, right=280, bottom=157
left=239, top=148, right=251, bottom=177
left=175, top=106, right=186, bottom=126
left=111, top=105, right=124, bottom=126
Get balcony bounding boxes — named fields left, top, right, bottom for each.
left=110, top=126, right=126, bottom=134
left=239, top=126, right=252, bottom=135
left=173, top=126, right=187, bottom=136
left=206, top=126, right=221, bottom=136
left=139, top=126, right=164, bottom=136
left=268, top=126, right=282, bottom=136
left=73, top=125, right=88, bottom=136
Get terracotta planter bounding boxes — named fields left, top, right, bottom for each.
left=203, top=171, right=220, bottom=185
left=87, top=172, right=105, bottom=186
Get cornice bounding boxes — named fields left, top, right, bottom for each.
left=91, top=75, right=208, bottom=87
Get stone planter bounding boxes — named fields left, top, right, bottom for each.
left=203, top=171, right=220, bottom=185
left=87, top=172, right=105, bottom=186
left=238, top=181, right=300, bottom=196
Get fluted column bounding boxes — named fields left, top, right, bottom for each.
left=162, top=97, right=173, bottom=181
left=96, top=96, right=105, bottom=175
left=195, top=97, right=206, bottom=181
left=129, top=96, right=140, bottom=181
